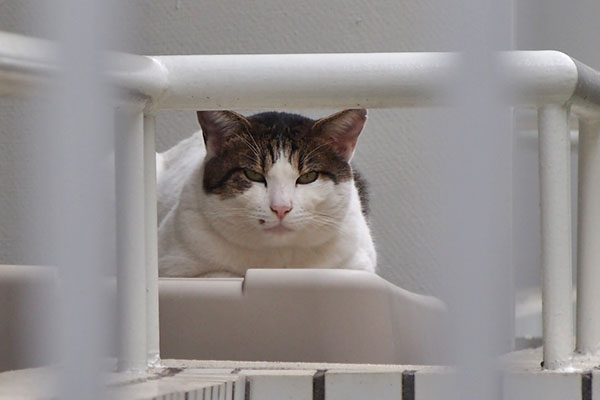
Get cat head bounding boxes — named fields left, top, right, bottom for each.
left=197, top=109, right=367, bottom=249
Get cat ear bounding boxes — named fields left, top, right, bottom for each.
left=313, top=109, right=367, bottom=162
left=197, top=111, right=250, bottom=157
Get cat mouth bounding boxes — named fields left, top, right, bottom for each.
left=264, top=224, right=293, bottom=234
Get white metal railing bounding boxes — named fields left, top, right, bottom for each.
left=2, top=31, right=600, bottom=371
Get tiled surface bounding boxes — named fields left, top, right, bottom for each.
left=324, top=371, right=403, bottom=400
left=3, top=357, right=600, bottom=399
left=591, top=370, right=600, bottom=400
left=240, top=369, right=316, bottom=400
left=177, top=368, right=244, bottom=400
left=110, top=378, right=226, bottom=400
left=0, top=367, right=56, bottom=399
left=503, top=371, right=581, bottom=400
left=415, top=366, right=455, bottom=400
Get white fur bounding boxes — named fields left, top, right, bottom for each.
left=157, top=131, right=376, bottom=277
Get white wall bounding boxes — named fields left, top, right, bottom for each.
left=0, top=0, right=477, bottom=296
left=6, top=0, right=594, bottom=299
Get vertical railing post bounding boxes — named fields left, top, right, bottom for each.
left=537, top=104, right=574, bottom=369
left=576, top=120, right=600, bottom=354
left=144, top=114, right=161, bottom=367
left=115, top=105, right=147, bottom=372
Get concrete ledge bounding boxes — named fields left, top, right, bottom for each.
left=3, top=352, right=600, bottom=399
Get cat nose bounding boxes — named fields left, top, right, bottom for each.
left=270, top=204, right=292, bottom=220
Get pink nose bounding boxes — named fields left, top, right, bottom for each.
left=270, top=204, right=292, bottom=220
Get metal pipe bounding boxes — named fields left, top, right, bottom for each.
left=0, top=31, right=57, bottom=97
left=152, top=51, right=580, bottom=111
left=143, top=114, right=160, bottom=367
left=115, top=105, right=147, bottom=372
left=0, top=31, right=167, bottom=103
left=0, top=33, right=588, bottom=113
left=538, top=104, right=574, bottom=369
left=151, top=52, right=456, bottom=110
left=571, top=61, right=600, bottom=120
left=576, top=120, right=600, bottom=354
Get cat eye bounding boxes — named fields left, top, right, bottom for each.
left=243, top=168, right=266, bottom=183
left=297, top=171, right=319, bottom=184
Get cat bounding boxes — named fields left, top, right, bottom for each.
left=156, top=109, right=376, bottom=277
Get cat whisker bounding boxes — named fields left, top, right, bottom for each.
left=245, top=131, right=262, bottom=161
left=241, top=153, right=261, bottom=165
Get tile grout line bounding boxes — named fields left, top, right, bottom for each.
left=582, top=371, right=592, bottom=400
left=402, top=370, right=416, bottom=400
left=313, top=369, right=326, bottom=400
left=244, top=379, right=250, bottom=400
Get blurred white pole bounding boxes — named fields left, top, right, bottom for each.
left=439, top=1, right=514, bottom=399
left=538, top=104, right=574, bottom=369
left=41, top=0, right=117, bottom=398
left=576, top=120, right=600, bottom=354
left=115, top=105, right=148, bottom=372
left=144, top=114, right=161, bottom=367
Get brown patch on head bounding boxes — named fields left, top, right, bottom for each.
left=196, top=109, right=367, bottom=198
left=198, top=111, right=263, bottom=198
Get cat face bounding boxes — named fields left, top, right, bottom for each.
left=198, top=109, right=366, bottom=249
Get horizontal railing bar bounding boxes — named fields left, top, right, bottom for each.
left=150, top=52, right=457, bottom=110
left=0, top=31, right=167, bottom=101
left=0, top=32, right=57, bottom=97
left=150, top=51, right=582, bottom=112
left=571, top=60, right=600, bottom=120
left=0, top=31, right=594, bottom=118
left=2, top=30, right=600, bottom=118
